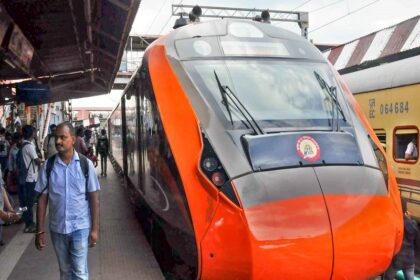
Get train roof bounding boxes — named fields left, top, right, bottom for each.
left=147, top=19, right=325, bottom=62
left=342, top=54, right=420, bottom=94
left=168, top=19, right=306, bottom=42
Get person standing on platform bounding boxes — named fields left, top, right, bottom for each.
left=75, top=126, right=88, bottom=156
left=35, top=122, right=100, bottom=280
left=0, top=127, right=10, bottom=173
left=43, top=124, right=57, bottom=159
left=84, top=129, right=93, bottom=149
left=96, top=129, right=109, bottom=177
left=19, top=125, right=42, bottom=233
left=6, top=132, right=23, bottom=194
left=384, top=197, right=420, bottom=280
left=0, top=183, right=18, bottom=246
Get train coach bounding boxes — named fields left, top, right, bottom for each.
left=344, top=54, right=420, bottom=220
left=107, top=18, right=403, bottom=279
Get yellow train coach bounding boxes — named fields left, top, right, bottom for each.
left=343, top=54, right=420, bottom=219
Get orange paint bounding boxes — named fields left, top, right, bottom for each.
left=324, top=195, right=401, bottom=279
left=338, top=75, right=403, bottom=255
left=148, top=44, right=219, bottom=277
left=141, top=41, right=404, bottom=279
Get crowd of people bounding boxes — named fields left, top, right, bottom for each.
left=0, top=122, right=108, bottom=244
left=0, top=121, right=109, bottom=279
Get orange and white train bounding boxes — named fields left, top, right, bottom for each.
left=108, top=19, right=403, bottom=279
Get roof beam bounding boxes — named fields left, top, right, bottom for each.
left=93, top=46, right=117, bottom=60
left=107, top=0, right=140, bottom=92
left=68, top=0, right=86, bottom=72
left=84, top=0, right=95, bottom=83
left=92, top=26, right=121, bottom=44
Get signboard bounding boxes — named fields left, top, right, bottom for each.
left=83, top=117, right=100, bottom=127
left=16, top=82, right=50, bottom=106
left=8, top=25, right=34, bottom=70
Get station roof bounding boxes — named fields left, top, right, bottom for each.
left=324, top=15, right=420, bottom=74
left=0, top=0, right=140, bottom=104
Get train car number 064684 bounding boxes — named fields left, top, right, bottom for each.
left=379, top=101, right=409, bottom=115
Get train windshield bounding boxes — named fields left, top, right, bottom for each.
left=184, top=59, right=349, bottom=131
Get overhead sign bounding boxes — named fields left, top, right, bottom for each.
left=16, top=81, right=50, bottom=106
left=8, top=25, right=34, bottom=70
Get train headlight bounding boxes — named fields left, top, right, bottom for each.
left=200, top=133, right=229, bottom=189
left=200, top=131, right=240, bottom=207
left=211, top=172, right=226, bottom=187
left=203, top=157, right=218, bottom=172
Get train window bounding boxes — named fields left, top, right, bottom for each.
left=374, top=129, right=386, bottom=151
left=125, top=87, right=139, bottom=187
left=184, top=59, right=348, bottom=130
left=393, top=127, right=418, bottom=163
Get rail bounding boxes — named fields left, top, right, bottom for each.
left=399, top=185, right=420, bottom=205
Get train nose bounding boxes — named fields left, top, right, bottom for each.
left=228, top=166, right=400, bottom=279
left=313, top=166, right=401, bottom=278
left=231, top=167, right=334, bottom=279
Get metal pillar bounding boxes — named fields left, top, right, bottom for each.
left=40, top=103, right=53, bottom=157
left=68, top=100, right=72, bottom=122
left=172, top=4, right=309, bottom=38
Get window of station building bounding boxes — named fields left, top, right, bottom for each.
left=374, top=129, right=386, bottom=151
left=393, top=127, right=419, bottom=163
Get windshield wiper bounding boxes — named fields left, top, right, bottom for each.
left=214, top=70, right=264, bottom=135
left=214, top=71, right=252, bottom=131
left=314, top=71, right=346, bottom=131
left=214, top=70, right=234, bottom=125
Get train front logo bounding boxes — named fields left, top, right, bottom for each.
left=296, top=136, right=321, bottom=161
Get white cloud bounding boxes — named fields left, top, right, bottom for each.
left=131, top=0, right=420, bottom=44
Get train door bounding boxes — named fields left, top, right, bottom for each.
left=139, top=66, right=149, bottom=194
left=137, top=61, right=198, bottom=278
left=121, top=96, right=128, bottom=176
left=124, top=81, right=141, bottom=190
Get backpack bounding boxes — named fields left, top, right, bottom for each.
left=42, top=153, right=90, bottom=200
left=16, top=142, right=33, bottom=185
left=97, top=137, right=108, bottom=154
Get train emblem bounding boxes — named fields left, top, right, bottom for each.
left=296, top=136, right=321, bottom=161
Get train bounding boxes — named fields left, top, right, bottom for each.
left=344, top=54, right=420, bottom=220
left=107, top=18, right=404, bottom=279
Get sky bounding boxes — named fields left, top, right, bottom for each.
left=131, top=0, right=420, bottom=44
left=73, top=0, right=420, bottom=108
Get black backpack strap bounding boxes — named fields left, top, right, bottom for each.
left=41, top=154, right=57, bottom=195
left=78, top=153, right=90, bottom=200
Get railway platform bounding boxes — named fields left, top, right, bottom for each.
left=0, top=160, right=164, bottom=280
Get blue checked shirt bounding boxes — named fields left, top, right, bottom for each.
left=35, top=151, right=100, bottom=234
